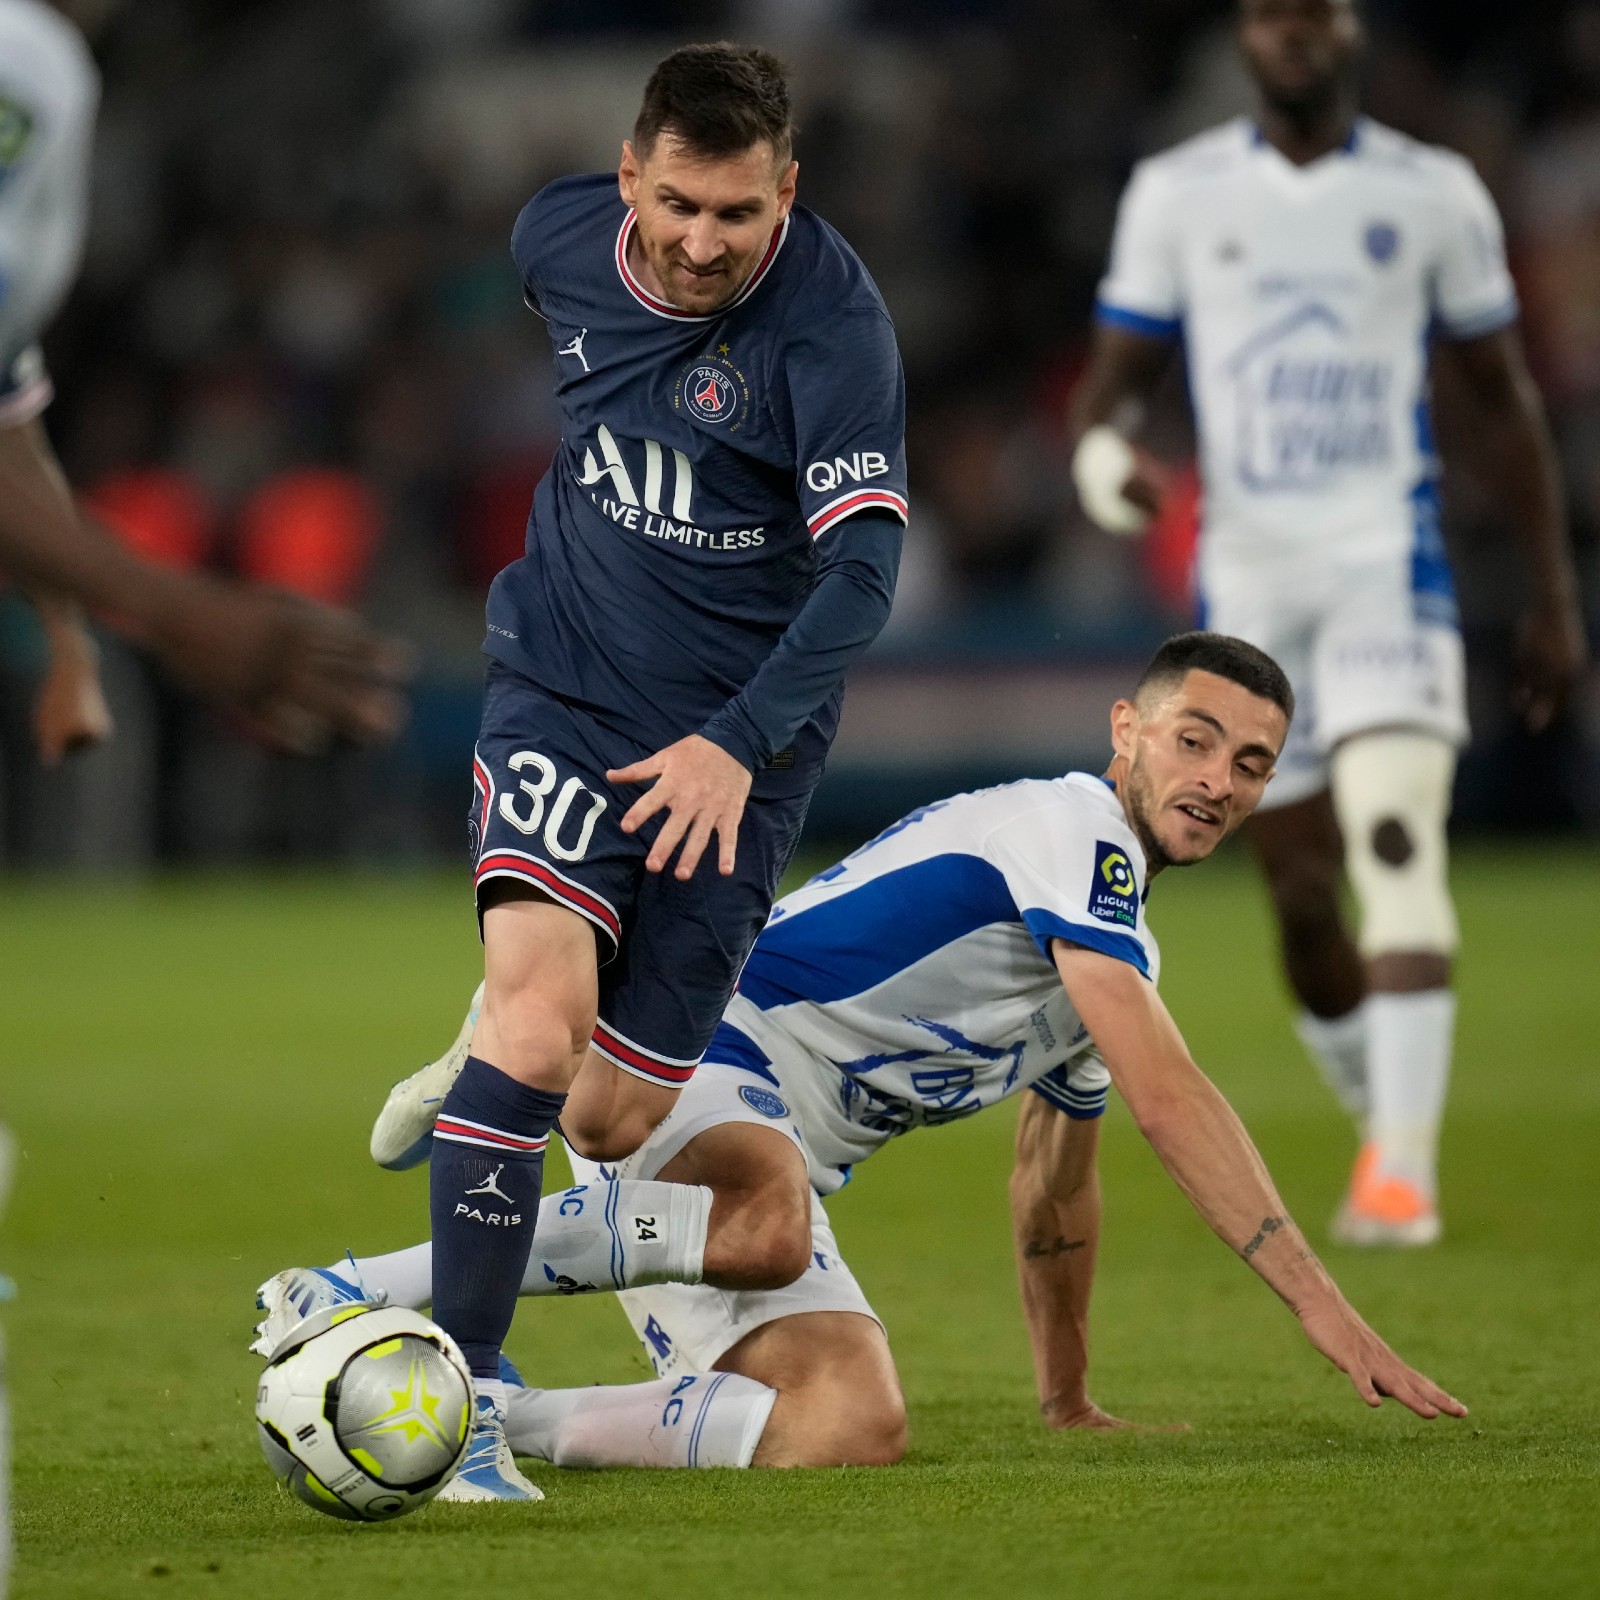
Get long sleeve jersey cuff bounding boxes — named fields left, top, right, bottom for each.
left=699, top=509, right=903, bottom=772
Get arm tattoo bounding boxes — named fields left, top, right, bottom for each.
left=1240, top=1215, right=1286, bottom=1260
left=1023, top=1235, right=1087, bottom=1261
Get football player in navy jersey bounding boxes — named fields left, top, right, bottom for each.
left=422, top=43, right=909, bottom=1499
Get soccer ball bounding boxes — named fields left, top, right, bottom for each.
left=255, top=1302, right=473, bottom=1521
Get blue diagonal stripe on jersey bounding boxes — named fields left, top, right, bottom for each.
left=738, top=853, right=1020, bottom=1009
left=700, top=1020, right=782, bottom=1086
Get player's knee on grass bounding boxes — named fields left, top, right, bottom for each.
left=763, top=1385, right=905, bottom=1469
left=730, top=1315, right=907, bottom=1469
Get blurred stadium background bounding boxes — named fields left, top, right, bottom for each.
left=4, top=0, right=1599, bottom=865
left=8, top=6, right=1600, bottom=1596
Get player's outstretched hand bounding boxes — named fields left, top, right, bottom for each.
left=1298, top=1298, right=1467, bottom=1420
left=609, top=734, right=753, bottom=879
left=1042, top=1396, right=1189, bottom=1433
left=149, top=579, right=408, bottom=754
left=1512, top=595, right=1589, bottom=734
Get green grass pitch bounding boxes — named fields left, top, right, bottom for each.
left=4, top=844, right=1598, bottom=1598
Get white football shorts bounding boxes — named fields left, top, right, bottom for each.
left=597, top=1041, right=883, bottom=1378
left=1197, top=545, right=1468, bottom=811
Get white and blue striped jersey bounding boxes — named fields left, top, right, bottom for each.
left=725, top=772, right=1158, bottom=1144
left=1096, top=117, right=1516, bottom=587
left=0, top=0, right=97, bottom=426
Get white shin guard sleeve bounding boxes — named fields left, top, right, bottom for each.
left=1331, top=730, right=1458, bottom=957
left=335, top=1179, right=712, bottom=1306
left=524, top=1178, right=711, bottom=1295
left=505, top=1372, right=777, bottom=1469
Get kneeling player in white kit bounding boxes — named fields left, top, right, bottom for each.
left=255, top=634, right=1464, bottom=1472
left=1071, top=0, right=1588, bottom=1244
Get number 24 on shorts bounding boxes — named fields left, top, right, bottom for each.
left=498, top=749, right=607, bottom=863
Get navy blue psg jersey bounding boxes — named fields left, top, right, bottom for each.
left=485, top=172, right=908, bottom=788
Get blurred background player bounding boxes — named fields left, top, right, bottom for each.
left=2, top=5, right=406, bottom=1584
left=255, top=634, right=1465, bottom=1473
left=1070, top=0, right=1589, bottom=1245
left=420, top=44, right=905, bottom=1499
left=0, top=1126, right=11, bottom=1597
left=0, top=0, right=406, bottom=756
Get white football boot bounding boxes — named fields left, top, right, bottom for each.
left=250, top=1260, right=384, bottom=1357
left=370, top=981, right=485, bottom=1170
left=435, top=1388, right=545, bottom=1503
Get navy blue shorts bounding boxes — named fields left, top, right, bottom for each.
left=470, top=662, right=812, bottom=1088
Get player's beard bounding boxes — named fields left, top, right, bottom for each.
left=1122, top=757, right=1229, bottom=873
left=644, top=237, right=766, bottom=314
left=1120, top=758, right=1179, bottom=873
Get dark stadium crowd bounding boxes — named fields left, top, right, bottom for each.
left=3, top=0, right=1598, bottom=863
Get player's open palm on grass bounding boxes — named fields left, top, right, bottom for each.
left=610, top=733, right=753, bottom=878
left=1297, top=1294, right=1466, bottom=1419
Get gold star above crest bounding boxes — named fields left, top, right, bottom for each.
left=717, top=342, right=731, bottom=358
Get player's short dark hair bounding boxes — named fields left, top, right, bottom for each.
left=1134, top=632, right=1295, bottom=722
left=634, top=43, right=794, bottom=164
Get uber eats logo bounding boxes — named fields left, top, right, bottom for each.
left=1088, top=841, right=1139, bottom=929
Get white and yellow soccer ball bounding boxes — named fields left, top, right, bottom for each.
left=255, top=1302, right=473, bottom=1521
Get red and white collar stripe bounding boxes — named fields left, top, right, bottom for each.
left=615, top=209, right=790, bottom=321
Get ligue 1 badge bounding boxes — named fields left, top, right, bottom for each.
left=677, top=350, right=751, bottom=431
left=1088, top=840, right=1140, bottom=929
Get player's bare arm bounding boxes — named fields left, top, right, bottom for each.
left=0, top=415, right=406, bottom=751
left=1433, top=325, right=1589, bottom=732
left=1011, top=1096, right=1173, bottom=1431
left=1068, top=326, right=1173, bottom=526
left=1055, top=941, right=1465, bottom=1421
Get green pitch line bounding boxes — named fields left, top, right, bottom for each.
left=2, top=846, right=1598, bottom=1598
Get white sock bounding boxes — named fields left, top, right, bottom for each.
left=327, top=1179, right=712, bottom=1307
left=505, top=1373, right=777, bottom=1469
left=1295, top=1002, right=1369, bottom=1120
left=529, top=1179, right=711, bottom=1296
left=1365, top=989, right=1454, bottom=1199
left=324, top=1245, right=432, bottom=1307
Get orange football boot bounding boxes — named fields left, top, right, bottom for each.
left=1330, top=1143, right=1441, bottom=1247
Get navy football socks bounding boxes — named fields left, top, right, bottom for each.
left=429, top=1055, right=567, bottom=1379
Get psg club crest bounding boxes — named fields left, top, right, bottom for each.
left=1364, top=221, right=1400, bottom=265
left=676, top=353, right=751, bottom=431
left=688, top=365, right=735, bottom=422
